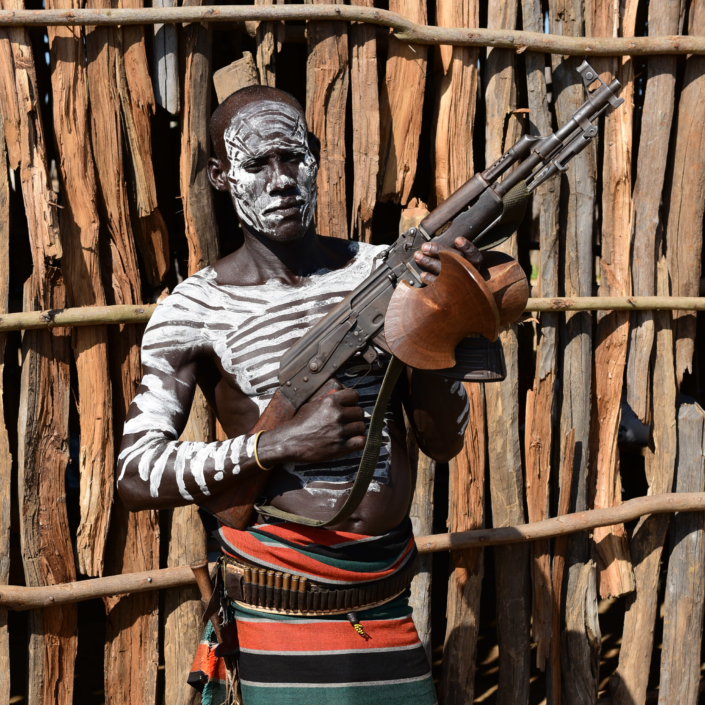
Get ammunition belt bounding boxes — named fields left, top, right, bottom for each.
left=221, top=553, right=417, bottom=616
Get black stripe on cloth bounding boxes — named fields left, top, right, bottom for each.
left=237, top=643, right=430, bottom=685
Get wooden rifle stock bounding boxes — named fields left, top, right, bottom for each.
left=198, top=378, right=343, bottom=529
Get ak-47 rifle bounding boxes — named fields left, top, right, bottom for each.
left=200, top=61, right=624, bottom=530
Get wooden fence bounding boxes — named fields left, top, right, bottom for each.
left=0, top=1, right=704, bottom=704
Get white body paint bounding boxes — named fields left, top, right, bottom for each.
left=224, top=100, right=318, bottom=236
left=118, top=242, right=396, bottom=500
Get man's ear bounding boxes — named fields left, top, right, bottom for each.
left=307, top=132, right=321, bottom=164
left=207, top=157, right=230, bottom=192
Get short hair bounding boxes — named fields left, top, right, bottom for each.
left=209, top=85, right=307, bottom=165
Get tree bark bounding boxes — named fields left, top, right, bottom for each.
left=439, top=384, right=485, bottom=705
left=658, top=402, right=705, bottom=705
left=667, top=0, right=705, bottom=387
left=47, top=0, right=114, bottom=579
left=611, top=258, right=678, bottom=705
left=378, top=0, right=427, bottom=205
left=349, top=0, right=378, bottom=242
left=305, top=0, right=348, bottom=238
left=254, top=0, right=279, bottom=87
left=625, top=0, right=686, bottom=422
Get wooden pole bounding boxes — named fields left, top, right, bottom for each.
left=378, top=0, right=427, bottom=204
left=0, top=115, right=11, bottom=705
left=658, top=402, right=705, bottom=705
left=0, top=5, right=702, bottom=55
left=4, top=493, right=705, bottom=611
left=306, top=0, right=349, bottom=238
left=549, top=0, right=602, bottom=694
left=439, top=385, right=485, bottom=705
left=586, top=0, right=636, bottom=600
left=611, top=259, right=678, bottom=705
left=254, top=0, right=278, bottom=87
left=521, top=0, right=560, bottom=672
left=46, top=0, right=114, bottom=579
left=625, top=0, right=686, bottom=424
left=667, top=0, right=705, bottom=387
left=152, top=0, right=179, bottom=114
left=349, top=0, right=379, bottom=242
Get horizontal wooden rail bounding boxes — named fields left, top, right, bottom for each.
left=0, top=5, right=703, bottom=55
left=1, top=492, right=703, bottom=611
left=1, top=297, right=703, bottom=333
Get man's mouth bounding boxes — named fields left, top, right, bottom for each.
left=263, top=197, right=306, bottom=216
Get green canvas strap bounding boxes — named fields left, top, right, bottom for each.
left=254, top=356, right=405, bottom=528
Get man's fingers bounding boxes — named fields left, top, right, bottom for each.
left=332, top=388, right=360, bottom=406
left=342, top=421, right=367, bottom=438
left=454, top=237, right=483, bottom=267
left=340, top=405, right=365, bottom=422
left=413, top=251, right=442, bottom=275
left=420, top=271, right=438, bottom=285
left=343, top=436, right=366, bottom=453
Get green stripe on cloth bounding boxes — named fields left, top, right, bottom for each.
left=240, top=674, right=437, bottom=705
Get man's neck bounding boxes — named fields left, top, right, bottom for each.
left=214, top=226, right=352, bottom=287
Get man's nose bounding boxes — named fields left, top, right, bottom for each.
left=267, top=161, right=297, bottom=193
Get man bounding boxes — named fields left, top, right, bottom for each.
left=117, top=85, right=481, bottom=705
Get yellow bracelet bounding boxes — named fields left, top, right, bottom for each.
left=253, top=431, right=274, bottom=471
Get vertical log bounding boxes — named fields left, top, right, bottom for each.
left=585, top=0, right=636, bottom=599
left=667, top=0, right=705, bottom=387
left=164, top=387, right=210, bottom=705
left=254, top=0, right=279, bottom=87
left=625, top=0, right=685, bottom=422
left=378, top=0, right=427, bottom=205
left=85, top=4, right=159, bottom=703
left=434, top=0, right=478, bottom=206
left=213, top=52, right=259, bottom=105
left=0, top=115, right=11, bottom=705
left=551, top=428, right=576, bottom=705
left=180, top=0, right=219, bottom=276
left=611, top=258, right=677, bottom=705
left=658, top=402, right=705, bottom=705
left=521, top=0, right=560, bottom=671
left=47, top=0, right=114, bottom=579
left=2, top=3, right=77, bottom=701
left=548, top=0, right=601, bottom=697
left=439, top=385, right=485, bottom=705
left=349, top=0, right=379, bottom=242
left=305, top=0, right=348, bottom=238
left=484, top=3, right=531, bottom=703
left=117, top=0, right=170, bottom=287
left=0, top=31, right=19, bottom=169
left=152, top=0, right=179, bottom=114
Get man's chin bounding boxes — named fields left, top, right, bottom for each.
left=258, top=222, right=310, bottom=243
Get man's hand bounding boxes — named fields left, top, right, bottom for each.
left=413, top=236, right=484, bottom=285
left=261, top=389, right=367, bottom=466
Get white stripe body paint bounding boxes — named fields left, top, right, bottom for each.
left=118, top=242, right=393, bottom=500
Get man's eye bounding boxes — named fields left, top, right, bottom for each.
left=243, top=162, right=266, bottom=173
left=283, top=153, right=305, bottom=163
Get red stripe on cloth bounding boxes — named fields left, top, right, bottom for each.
left=189, top=641, right=228, bottom=683
left=221, top=531, right=416, bottom=583
left=246, top=523, right=373, bottom=547
left=236, top=615, right=421, bottom=653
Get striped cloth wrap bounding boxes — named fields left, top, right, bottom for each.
left=188, top=518, right=437, bottom=705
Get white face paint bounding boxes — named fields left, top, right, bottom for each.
left=224, top=100, right=318, bottom=237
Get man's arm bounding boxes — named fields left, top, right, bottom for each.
left=117, top=300, right=367, bottom=511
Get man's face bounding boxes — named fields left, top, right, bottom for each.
left=222, top=100, right=318, bottom=241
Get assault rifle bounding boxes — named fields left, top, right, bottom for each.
left=200, top=61, right=624, bottom=530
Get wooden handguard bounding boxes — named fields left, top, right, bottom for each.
left=199, top=378, right=343, bottom=529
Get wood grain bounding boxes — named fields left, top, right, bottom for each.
left=378, top=0, right=427, bottom=204
left=164, top=386, right=210, bottom=705
left=254, top=0, right=278, bottom=87
left=434, top=0, right=478, bottom=208
left=152, top=0, right=179, bottom=114
left=439, top=384, right=485, bottom=705
left=611, top=258, right=677, bottom=705
left=47, top=0, right=113, bottom=578
left=658, top=402, right=705, bottom=705
left=626, top=0, right=685, bottom=423
left=667, top=0, right=705, bottom=387
left=305, top=0, right=348, bottom=238
left=586, top=0, right=636, bottom=600
left=349, top=0, right=378, bottom=242
left=484, top=2, right=531, bottom=699
left=180, top=0, right=219, bottom=276
left=0, top=114, right=11, bottom=705
left=0, top=29, right=18, bottom=169
left=213, top=51, right=259, bottom=104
